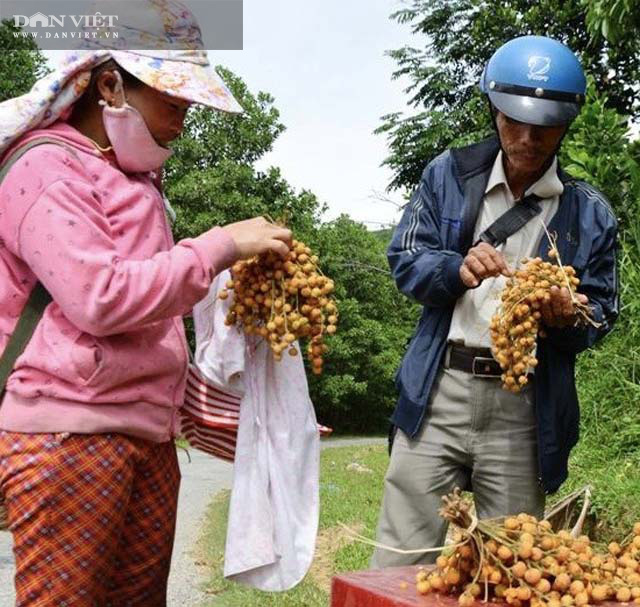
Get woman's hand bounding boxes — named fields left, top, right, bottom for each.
left=223, top=217, right=292, bottom=260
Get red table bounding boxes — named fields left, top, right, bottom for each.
left=331, top=567, right=619, bottom=607
left=331, top=566, right=459, bottom=607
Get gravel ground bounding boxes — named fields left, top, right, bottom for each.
left=0, top=436, right=385, bottom=606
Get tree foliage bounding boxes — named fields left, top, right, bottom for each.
left=305, top=217, right=418, bottom=431
left=560, top=79, right=640, bottom=228
left=0, top=20, right=50, bottom=102
left=583, top=0, right=640, bottom=44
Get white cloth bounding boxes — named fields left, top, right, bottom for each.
left=192, top=270, right=320, bottom=591
left=447, top=152, right=563, bottom=348
left=193, top=271, right=245, bottom=394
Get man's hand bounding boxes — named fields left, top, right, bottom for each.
left=460, top=242, right=512, bottom=288
left=540, top=286, right=589, bottom=328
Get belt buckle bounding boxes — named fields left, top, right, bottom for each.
left=472, top=356, right=499, bottom=378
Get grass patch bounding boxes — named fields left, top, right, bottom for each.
left=556, top=325, right=640, bottom=543
left=197, top=443, right=388, bottom=606
left=560, top=446, right=640, bottom=541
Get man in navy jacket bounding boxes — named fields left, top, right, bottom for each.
left=371, top=36, right=618, bottom=568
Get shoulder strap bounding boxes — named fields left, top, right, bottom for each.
left=0, top=137, right=79, bottom=400
left=476, top=193, right=542, bottom=248
left=0, top=136, right=79, bottom=182
left=0, top=283, right=51, bottom=399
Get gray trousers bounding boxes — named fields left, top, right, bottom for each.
left=371, top=364, right=545, bottom=568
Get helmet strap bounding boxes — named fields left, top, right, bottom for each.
left=488, top=99, right=505, bottom=155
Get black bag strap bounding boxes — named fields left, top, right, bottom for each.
left=0, top=283, right=52, bottom=400
left=475, top=193, right=543, bottom=248
left=0, top=137, right=79, bottom=401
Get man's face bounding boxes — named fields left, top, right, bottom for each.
left=495, top=110, right=566, bottom=175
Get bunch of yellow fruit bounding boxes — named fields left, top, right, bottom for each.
left=219, top=239, right=338, bottom=374
left=490, top=249, right=588, bottom=392
left=417, top=490, right=640, bottom=607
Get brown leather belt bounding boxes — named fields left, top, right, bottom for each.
left=447, top=344, right=502, bottom=378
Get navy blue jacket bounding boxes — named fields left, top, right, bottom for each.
left=388, top=137, right=619, bottom=494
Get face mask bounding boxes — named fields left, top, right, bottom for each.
left=99, top=71, right=173, bottom=173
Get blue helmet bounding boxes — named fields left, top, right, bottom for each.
left=479, top=36, right=586, bottom=126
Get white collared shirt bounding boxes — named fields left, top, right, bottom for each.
left=447, top=151, right=563, bottom=348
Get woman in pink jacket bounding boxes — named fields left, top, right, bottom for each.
left=0, top=3, right=291, bottom=605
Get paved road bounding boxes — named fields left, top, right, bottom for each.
left=0, top=437, right=385, bottom=606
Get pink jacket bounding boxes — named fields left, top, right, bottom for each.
left=0, top=121, right=237, bottom=442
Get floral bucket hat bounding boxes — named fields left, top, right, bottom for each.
left=0, top=0, right=243, bottom=155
